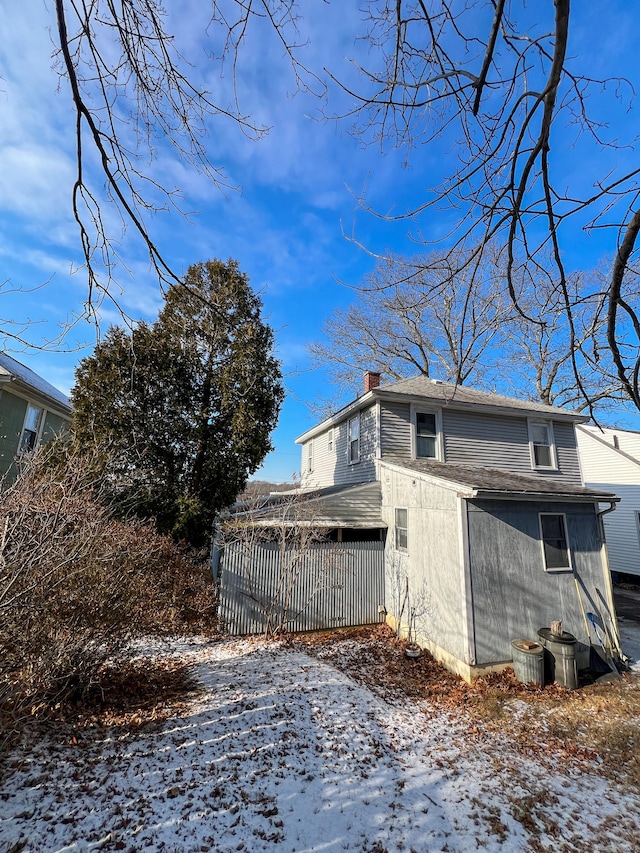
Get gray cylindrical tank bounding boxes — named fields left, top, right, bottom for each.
left=510, top=639, right=545, bottom=686
left=537, top=628, right=578, bottom=689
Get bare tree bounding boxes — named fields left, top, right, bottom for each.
left=310, top=245, right=629, bottom=414
left=309, top=248, right=509, bottom=403
left=502, top=264, right=627, bottom=411
left=51, top=0, right=317, bottom=318
left=330, top=1, right=640, bottom=413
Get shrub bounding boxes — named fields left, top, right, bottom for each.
left=0, top=442, right=217, bottom=742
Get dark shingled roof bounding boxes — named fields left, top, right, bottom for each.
left=377, top=375, right=585, bottom=421
left=382, top=458, right=617, bottom=501
left=0, top=353, right=71, bottom=411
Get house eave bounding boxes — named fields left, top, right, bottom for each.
left=470, top=489, right=620, bottom=504
left=373, top=389, right=587, bottom=423
left=0, top=376, right=72, bottom=419
left=295, top=391, right=377, bottom=444
left=296, top=384, right=587, bottom=446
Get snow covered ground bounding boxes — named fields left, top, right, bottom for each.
left=2, top=627, right=640, bottom=853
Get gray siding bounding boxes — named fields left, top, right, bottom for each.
left=219, top=540, right=385, bottom=635
left=467, top=499, right=607, bottom=664
left=379, top=402, right=582, bottom=484
left=380, top=401, right=411, bottom=458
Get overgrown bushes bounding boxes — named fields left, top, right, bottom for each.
left=0, top=443, right=217, bottom=744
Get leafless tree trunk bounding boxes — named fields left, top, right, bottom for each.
left=329, top=1, right=640, bottom=413
left=51, top=0, right=319, bottom=319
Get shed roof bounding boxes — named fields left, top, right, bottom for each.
left=230, top=481, right=386, bottom=528
left=0, top=353, right=71, bottom=413
left=381, top=458, right=618, bottom=503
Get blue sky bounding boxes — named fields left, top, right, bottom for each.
left=1, top=2, right=639, bottom=482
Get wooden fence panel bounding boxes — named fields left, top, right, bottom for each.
left=219, top=541, right=385, bottom=635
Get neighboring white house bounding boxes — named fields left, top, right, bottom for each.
left=576, top=424, right=640, bottom=579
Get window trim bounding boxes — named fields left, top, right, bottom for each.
left=539, top=512, right=572, bottom=573
left=528, top=418, right=557, bottom=471
left=18, top=403, right=44, bottom=455
left=395, top=507, right=408, bottom=552
left=410, top=404, right=443, bottom=461
left=348, top=414, right=360, bottom=465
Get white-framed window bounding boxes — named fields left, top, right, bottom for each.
left=348, top=415, right=360, bottom=464
left=307, top=439, right=313, bottom=473
left=539, top=513, right=572, bottom=572
left=395, top=508, right=408, bottom=551
left=328, top=428, right=334, bottom=453
left=19, top=404, right=43, bottom=453
left=412, top=406, right=441, bottom=460
left=529, top=419, right=556, bottom=469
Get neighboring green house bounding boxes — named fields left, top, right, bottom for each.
left=0, top=353, right=72, bottom=482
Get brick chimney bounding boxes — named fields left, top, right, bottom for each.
left=364, top=371, right=381, bottom=393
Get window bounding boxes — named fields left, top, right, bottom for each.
left=19, top=404, right=43, bottom=453
left=529, top=420, right=556, bottom=469
left=307, top=440, right=313, bottom=473
left=395, top=508, right=408, bottom=551
left=328, top=428, right=334, bottom=453
left=348, top=415, right=360, bottom=464
left=539, top=513, right=572, bottom=571
left=416, top=411, right=437, bottom=458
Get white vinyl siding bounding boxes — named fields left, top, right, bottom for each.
left=299, top=405, right=378, bottom=488
left=576, top=424, right=640, bottom=576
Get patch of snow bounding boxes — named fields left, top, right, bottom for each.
left=1, top=637, right=639, bottom=853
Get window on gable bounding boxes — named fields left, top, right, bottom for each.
left=540, top=513, right=572, bottom=571
left=307, top=440, right=313, bottom=473
left=529, top=420, right=556, bottom=469
left=348, top=415, right=360, bottom=464
left=328, top=428, right=334, bottom=453
left=416, top=411, right=437, bottom=458
left=19, top=404, right=43, bottom=453
left=395, top=508, right=408, bottom=551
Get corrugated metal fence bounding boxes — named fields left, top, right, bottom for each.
left=219, top=541, right=385, bottom=635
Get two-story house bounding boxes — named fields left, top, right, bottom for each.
left=295, top=372, right=620, bottom=680
left=0, top=353, right=71, bottom=482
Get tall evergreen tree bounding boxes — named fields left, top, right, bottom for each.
left=71, top=259, right=284, bottom=546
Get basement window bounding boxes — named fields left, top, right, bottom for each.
left=539, top=513, right=572, bottom=572
left=395, top=508, right=408, bottom=552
